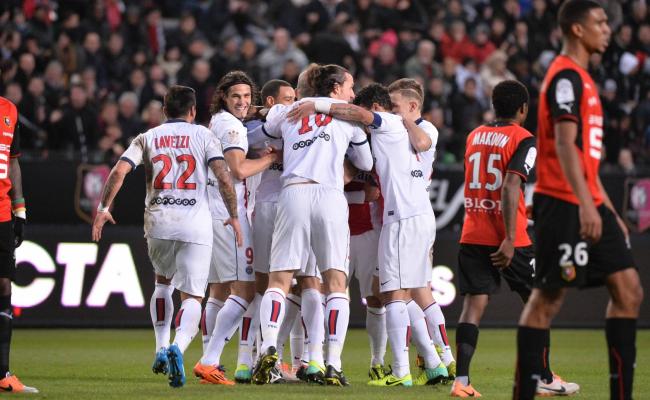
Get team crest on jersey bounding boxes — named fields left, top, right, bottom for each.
left=3, top=117, right=10, bottom=127
left=75, top=164, right=112, bottom=224
left=561, top=264, right=576, bottom=282
left=226, top=129, right=240, bottom=145
left=623, top=178, right=650, bottom=233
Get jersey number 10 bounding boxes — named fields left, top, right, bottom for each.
left=468, top=152, right=503, bottom=191
left=298, top=114, right=333, bottom=135
left=152, top=154, right=196, bottom=190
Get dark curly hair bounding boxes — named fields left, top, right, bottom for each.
left=352, top=83, right=392, bottom=110
left=305, top=64, right=349, bottom=97
left=491, top=80, right=529, bottom=119
left=210, top=70, right=259, bottom=114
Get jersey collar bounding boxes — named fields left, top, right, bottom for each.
left=164, top=118, right=187, bottom=124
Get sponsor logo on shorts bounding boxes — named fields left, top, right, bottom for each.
left=269, top=162, right=283, bottom=171
left=411, top=169, right=423, bottom=178
left=150, top=196, right=197, bottom=206
left=292, top=132, right=331, bottom=150
left=246, top=266, right=253, bottom=274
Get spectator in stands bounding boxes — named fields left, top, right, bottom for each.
left=51, top=84, right=99, bottom=155
left=404, top=40, right=442, bottom=81
left=117, top=91, right=143, bottom=143
left=440, top=20, right=476, bottom=63
left=480, top=50, right=516, bottom=98
left=450, top=77, right=484, bottom=159
left=180, top=59, right=214, bottom=125
left=258, top=27, right=308, bottom=83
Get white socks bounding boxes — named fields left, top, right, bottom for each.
left=237, top=293, right=261, bottom=368
left=325, top=292, right=350, bottom=371
left=201, top=295, right=249, bottom=366
left=172, top=297, right=202, bottom=353
left=366, top=306, right=387, bottom=366
left=423, top=302, right=455, bottom=365
left=301, top=288, right=324, bottom=366
left=201, top=298, right=224, bottom=352
left=150, top=283, right=174, bottom=351
left=407, top=300, right=442, bottom=368
left=386, top=301, right=410, bottom=378
left=277, top=293, right=301, bottom=363
left=259, top=288, right=286, bottom=353
left=290, top=314, right=305, bottom=369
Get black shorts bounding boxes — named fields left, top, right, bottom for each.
left=533, top=193, right=635, bottom=289
left=0, top=221, right=15, bottom=280
left=458, top=243, right=534, bottom=299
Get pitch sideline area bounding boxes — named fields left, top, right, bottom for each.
left=10, top=328, right=649, bottom=399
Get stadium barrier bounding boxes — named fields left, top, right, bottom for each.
left=13, top=160, right=650, bottom=328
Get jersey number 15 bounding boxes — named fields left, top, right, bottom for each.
left=468, top=152, right=503, bottom=191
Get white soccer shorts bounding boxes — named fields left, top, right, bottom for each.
left=270, top=184, right=350, bottom=275
left=147, top=238, right=211, bottom=297
left=208, top=213, right=255, bottom=283
left=349, top=228, right=380, bottom=298
left=378, top=214, right=436, bottom=293
left=252, top=201, right=277, bottom=274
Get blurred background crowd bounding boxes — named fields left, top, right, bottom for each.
left=1, top=0, right=649, bottom=173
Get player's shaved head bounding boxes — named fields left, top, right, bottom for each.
left=558, top=0, right=603, bottom=35
left=353, top=83, right=392, bottom=111
left=164, top=85, right=196, bottom=119
left=491, top=80, right=529, bottom=120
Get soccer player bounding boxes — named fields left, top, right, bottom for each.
left=388, top=78, right=457, bottom=378
left=253, top=64, right=373, bottom=386
left=344, top=170, right=387, bottom=380
left=91, top=85, right=241, bottom=388
left=449, top=80, right=536, bottom=397
left=513, top=2, right=643, bottom=399
left=0, top=96, right=37, bottom=393
left=291, top=83, right=449, bottom=386
left=195, top=71, right=279, bottom=385
left=241, top=79, right=299, bottom=382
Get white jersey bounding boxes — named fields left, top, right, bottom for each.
left=369, top=111, right=436, bottom=224
left=120, top=119, right=223, bottom=246
left=249, top=109, right=285, bottom=203
left=265, top=98, right=371, bottom=191
left=417, top=118, right=439, bottom=164
left=207, top=110, right=249, bottom=219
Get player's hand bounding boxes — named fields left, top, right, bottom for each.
left=579, top=203, right=602, bottom=243
left=526, top=204, right=533, bottom=220
left=13, top=217, right=25, bottom=248
left=490, top=238, right=515, bottom=269
left=363, top=182, right=380, bottom=202
left=267, top=146, right=282, bottom=161
left=286, top=101, right=315, bottom=122
left=92, top=211, right=116, bottom=242
left=225, top=217, right=243, bottom=247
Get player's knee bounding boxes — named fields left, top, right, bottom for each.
left=366, top=296, right=382, bottom=308
left=615, top=282, right=644, bottom=313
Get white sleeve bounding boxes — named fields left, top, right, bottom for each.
left=344, top=190, right=366, bottom=204
left=417, top=120, right=438, bottom=153
left=247, top=123, right=268, bottom=148
left=120, top=134, right=145, bottom=168
left=347, top=128, right=373, bottom=171
left=220, top=121, right=248, bottom=154
left=263, top=104, right=288, bottom=139
left=203, top=129, right=224, bottom=162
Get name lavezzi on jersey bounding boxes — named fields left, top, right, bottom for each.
left=120, top=120, right=223, bottom=246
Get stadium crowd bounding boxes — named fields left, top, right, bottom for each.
left=0, top=0, right=649, bottom=171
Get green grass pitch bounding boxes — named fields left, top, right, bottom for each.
left=9, top=328, right=650, bottom=399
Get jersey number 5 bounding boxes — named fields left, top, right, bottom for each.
left=468, top=152, right=503, bottom=191
left=152, top=154, right=197, bottom=190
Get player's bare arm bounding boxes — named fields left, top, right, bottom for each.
left=92, top=160, right=133, bottom=242
left=490, top=172, right=522, bottom=269
left=555, top=120, right=602, bottom=242
left=8, top=157, right=25, bottom=247
left=209, top=158, right=243, bottom=247
left=596, top=174, right=629, bottom=239
left=287, top=101, right=375, bottom=126
left=402, top=118, right=432, bottom=152
left=224, top=147, right=279, bottom=180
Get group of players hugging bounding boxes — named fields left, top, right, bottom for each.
left=85, top=1, right=641, bottom=399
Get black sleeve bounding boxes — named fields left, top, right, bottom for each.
left=506, top=136, right=536, bottom=181
left=9, top=121, right=21, bottom=157
left=546, top=69, right=583, bottom=123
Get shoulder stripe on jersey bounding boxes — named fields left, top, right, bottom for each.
left=369, top=112, right=382, bottom=129
left=207, top=156, right=225, bottom=163
left=262, top=125, right=280, bottom=139
left=505, top=169, right=528, bottom=182
left=415, top=117, right=424, bottom=125
left=120, top=156, right=136, bottom=169
left=553, top=114, right=579, bottom=123
left=223, top=146, right=245, bottom=154
left=350, top=139, right=368, bottom=146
